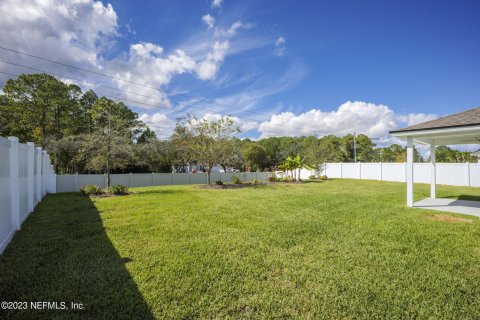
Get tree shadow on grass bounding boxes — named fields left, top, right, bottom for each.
left=0, top=193, right=154, bottom=320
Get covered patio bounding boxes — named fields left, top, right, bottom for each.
left=390, top=107, right=480, bottom=217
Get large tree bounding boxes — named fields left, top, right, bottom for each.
left=79, top=97, right=144, bottom=185
left=175, top=116, right=240, bottom=184
left=0, top=73, right=81, bottom=145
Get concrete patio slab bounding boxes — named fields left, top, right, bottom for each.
left=414, top=198, right=480, bottom=218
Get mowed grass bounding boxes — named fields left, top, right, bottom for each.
left=1, top=179, right=480, bottom=319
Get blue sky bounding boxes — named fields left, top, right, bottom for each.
left=0, top=0, right=479, bottom=145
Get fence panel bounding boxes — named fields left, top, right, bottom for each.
left=0, top=138, right=13, bottom=254
left=437, top=163, right=466, bottom=186
left=469, top=164, right=480, bottom=187
left=381, top=163, right=404, bottom=182
left=324, top=163, right=341, bottom=178
left=33, top=150, right=39, bottom=202
left=219, top=172, right=235, bottom=183
left=153, top=174, right=173, bottom=186
left=361, top=163, right=381, bottom=180
left=130, top=174, right=152, bottom=188
left=18, top=144, right=29, bottom=223
left=0, top=136, right=55, bottom=254
left=413, top=163, right=430, bottom=184
left=78, top=174, right=105, bottom=189
left=110, top=174, right=130, bottom=186
left=56, top=175, right=77, bottom=192
left=256, top=172, right=271, bottom=181
left=191, top=173, right=207, bottom=184
left=172, top=173, right=191, bottom=185
left=209, top=172, right=221, bottom=183
left=341, top=163, right=359, bottom=179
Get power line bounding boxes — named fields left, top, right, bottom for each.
left=0, top=59, right=266, bottom=123
left=0, top=45, right=273, bottom=117
left=0, top=47, right=323, bottom=137
left=0, top=65, right=322, bottom=137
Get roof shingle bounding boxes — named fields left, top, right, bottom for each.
left=390, top=107, right=480, bottom=133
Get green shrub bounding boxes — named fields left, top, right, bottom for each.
left=252, top=179, right=260, bottom=184
left=277, top=176, right=294, bottom=182
left=107, top=184, right=129, bottom=195
left=268, top=175, right=277, bottom=182
left=215, top=180, right=223, bottom=185
left=80, top=184, right=103, bottom=196
left=309, top=175, right=318, bottom=180
left=320, top=175, right=328, bottom=180
left=231, top=175, right=242, bottom=184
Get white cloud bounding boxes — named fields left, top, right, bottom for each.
left=257, top=101, right=439, bottom=142
left=138, top=112, right=176, bottom=138
left=273, top=36, right=286, bottom=56
left=195, top=41, right=230, bottom=80
left=201, top=14, right=215, bottom=29
left=213, top=61, right=308, bottom=112
left=214, top=20, right=254, bottom=37
left=275, top=37, right=285, bottom=46
left=397, top=113, right=438, bottom=127
left=211, top=0, right=223, bottom=8
left=0, top=0, right=245, bottom=109
left=0, top=0, right=118, bottom=71
left=106, top=42, right=196, bottom=107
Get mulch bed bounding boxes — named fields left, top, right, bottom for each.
left=196, top=183, right=266, bottom=189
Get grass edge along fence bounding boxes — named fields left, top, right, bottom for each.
left=0, top=136, right=56, bottom=254
left=56, top=172, right=272, bottom=192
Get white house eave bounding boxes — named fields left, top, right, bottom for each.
left=391, top=125, right=480, bottom=145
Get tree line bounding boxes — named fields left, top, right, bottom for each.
left=0, top=73, right=476, bottom=177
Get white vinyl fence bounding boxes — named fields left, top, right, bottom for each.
left=0, top=136, right=56, bottom=254
left=56, top=172, right=272, bottom=193
left=299, top=162, right=480, bottom=187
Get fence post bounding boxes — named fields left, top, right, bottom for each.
left=129, top=172, right=132, bottom=187
left=47, top=164, right=57, bottom=193
left=42, top=150, right=47, bottom=196
left=8, top=137, right=20, bottom=231
left=26, top=142, right=35, bottom=213
left=74, top=173, right=79, bottom=191
left=466, top=162, right=471, bottom=187
left=358, top=162, right=362, bottom=180
left=151, top=173, right=154, bottom=186
left=36, top=147, right=41, bottom=203
left=340, top=162, right=343, bottom=178
left=379, top=162, right=383, bottom=181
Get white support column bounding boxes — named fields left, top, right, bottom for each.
left=8, top=137, right=20, bottom=230
left=26, top=142, right=35, bottom=213
left=406, top=137, right=414, bottom=207
left=36, top=147, right=42, bottom=203
left=430, top=142, right=436, bottom=199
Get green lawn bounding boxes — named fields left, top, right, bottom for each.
left=1, top=180, right=480, bottom=319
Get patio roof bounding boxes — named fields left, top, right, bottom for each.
left=389, top=106, right=480, bottom=210
left=390, top=107, right=480, bottom=145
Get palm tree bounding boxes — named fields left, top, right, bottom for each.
left=292, top=154, right=312, bottom=181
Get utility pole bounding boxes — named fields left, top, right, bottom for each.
left=353, top=132, right=357, bottom=163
